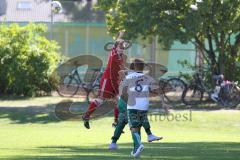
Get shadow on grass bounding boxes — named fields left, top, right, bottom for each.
left=3, top=142, right=240, bottom=160
left=0, top=96, right=32, bottom=101
left=0, top=96, right=237, bottom=124
left=0, top=100, right=116, bottom=124
left=0, top=105, right=60, bottom=124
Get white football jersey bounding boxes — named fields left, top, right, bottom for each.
left=122, top=72, right=158, bottom=110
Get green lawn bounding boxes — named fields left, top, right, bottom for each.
left=0, top=97, right=239, bottom=160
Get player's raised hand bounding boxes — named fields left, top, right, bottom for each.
left=117, top=31, right=125, bottom=40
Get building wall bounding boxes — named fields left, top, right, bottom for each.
left=0, top=0, right=7, bottom=16
left=0, top=0, right=195, bottom=78
left=3, top=21, right=195, bottom=78
left=49, top=22, right=195, bottom=78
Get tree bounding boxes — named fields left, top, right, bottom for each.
left=57, top=0, right=105, bottom=22
left=41, top=0, right=105, bottom=22
left=0, top=23, right=61, bottom=96
left=97, top=0, right=240, bottom=80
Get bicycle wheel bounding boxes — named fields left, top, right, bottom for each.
left=104, top=42, right=115, bottom=51
left=182, top=84, right=203, bottom=106
left=123, top=40, right=132, bottom=50
left=163, top=78, right=186, bottom=104
left=219, top=84, right=240, bottom=108
left=104, top=41, right=132, bottom=51
left=57, top=75, right=79, bottom=97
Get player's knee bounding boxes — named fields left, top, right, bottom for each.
left=131, top=127, right=139, bottom=132
left=93, top=98, right=103, bottom=107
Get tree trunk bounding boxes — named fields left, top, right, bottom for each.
left=218, top=55, right=224, bottom=75
left=218, top=31, right=226, bottom=75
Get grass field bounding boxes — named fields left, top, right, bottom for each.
left=0, top=97, right=239, bottom=160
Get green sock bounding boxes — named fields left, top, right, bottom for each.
left=143, top=114, right=152, bottom=135
left=138, top=128, right=141, bottom=140
left=144, top=128, right=152, bottom=135
left=111, top=121, right=126, bottom=143
left=131, top=131, right=141, bottom=150
left=111, top=97, right=128, bottom=144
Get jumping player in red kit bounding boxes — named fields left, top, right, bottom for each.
left=82, top=32, right=127, bottom=129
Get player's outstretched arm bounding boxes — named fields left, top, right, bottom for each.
left=117, top=31, right=125, bottom=40
left=149, top=77, right=162, bottom=97
left=150, top=88, right=162, bottom=97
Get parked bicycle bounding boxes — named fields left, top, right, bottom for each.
left=182, top=72, right=240, bottom=108
left=160, top=77, right=187, bottom=105
left=57, top=68, right=103, bottom=103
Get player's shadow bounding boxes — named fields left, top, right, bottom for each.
left=5, top=142, right=240, bottom=160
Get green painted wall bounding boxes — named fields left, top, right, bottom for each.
left=49, top=22, right=196, bottom=78
left=8, top=22, right=195, bottom=78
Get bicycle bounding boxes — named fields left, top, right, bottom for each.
left=57, top=68, right=103, bottom=103
left=160, top=77, right=187, bottom=105
left=141, top=63, right=187, bottom=107
left=182, top=73, right=240, bottom=108
left=104, top=40, right=132, bottom=51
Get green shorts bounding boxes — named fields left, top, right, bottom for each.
left=127, top=109, right=148, bottom=128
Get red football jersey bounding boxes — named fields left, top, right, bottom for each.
left=103, top=47, right=124, bottom=81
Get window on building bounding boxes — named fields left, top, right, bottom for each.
left=17, top=1, right=32, bottom=10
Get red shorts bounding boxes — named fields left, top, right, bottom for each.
left=98, top=77, right=119, bottom=99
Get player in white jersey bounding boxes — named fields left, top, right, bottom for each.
left=121, top=59, right=162, bottom=158
left=109, top=63, right=162, bottom=150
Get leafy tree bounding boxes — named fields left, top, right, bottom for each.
left=59, top=0, right=105, bottom=22
left=41, top=0, right=105, bottom=22
left=0, top=23, right=61, bottom=96
left=97, top=0, right=240, bottom=80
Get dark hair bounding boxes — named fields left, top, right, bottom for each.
left=134, top=59, right=144, bottom=71
left=129, top=63, right=134, bottom=70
